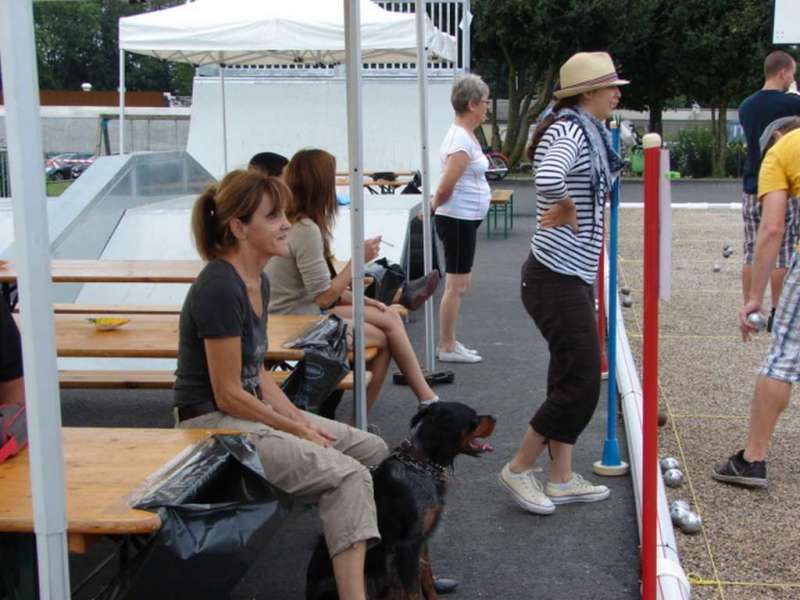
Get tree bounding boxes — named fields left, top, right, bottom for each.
left=671, top=0, right=774, bottom=176
left=472, top=0, right=626, bottom=166
left=31, top=0, right=192, bottom=94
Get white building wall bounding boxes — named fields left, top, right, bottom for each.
left=186, top=75, right=455, bottom=184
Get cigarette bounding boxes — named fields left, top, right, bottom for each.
left=380, top=239, right=395, bottom=247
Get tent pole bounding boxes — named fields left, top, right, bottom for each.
left=119, top=48, right=126, bottom=154
left=0, top=3, right=70, bottom=598
left=344, top=0, right=368, bottom=430
left=220, top=62, right=228, bottom=173
left=462, top=0, right=471, bottom=72
left=415, top=0, right=435, bottom=372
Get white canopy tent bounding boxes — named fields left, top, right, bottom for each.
left=119, top=0, right=457, bottom=428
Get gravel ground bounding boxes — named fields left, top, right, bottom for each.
left=618, top=207, right=800, bottom=600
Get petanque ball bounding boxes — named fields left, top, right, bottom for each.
left=669, top=500, right=690, bottom=525
left=663, top=468, right=684, bottom=488
left=660, top=457, right=680, bottom=472
left=622, top=297, right=633, bottom=308
left=620, top=287, right=631, bottom=296
left=679, top=511, right=703, bottom=534
left=746, top=312, right=767, bottom=332
left=712, top=263, right=721, bottom=273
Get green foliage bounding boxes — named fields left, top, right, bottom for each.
left=32, top=0, right=191, bottom=94
left=668, top=126, right=746, bottom=178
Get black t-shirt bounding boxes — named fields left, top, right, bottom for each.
left=174, top=259, right=270, bottom=409
left=739, top=89, right=800, bottom=193
left=0, top=295, right=23, bottom=383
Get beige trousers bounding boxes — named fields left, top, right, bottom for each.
left=179, top=410, right=389, bottom=557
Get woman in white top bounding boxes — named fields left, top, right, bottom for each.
left=431, top=74, right=492, bottom=363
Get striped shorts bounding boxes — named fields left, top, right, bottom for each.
left=761, top=253, right=800, bottom=383
left=742, top=192, right=800, bottom=268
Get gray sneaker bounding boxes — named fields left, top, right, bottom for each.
left=498, top=463, right=555, bottom=514
left=545, top=473, right=610, bottom=504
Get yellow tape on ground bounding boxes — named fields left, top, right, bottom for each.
left=687, top=572, right=800, bottom=590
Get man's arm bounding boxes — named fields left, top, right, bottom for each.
left=741, top=190, right=788, bottom=339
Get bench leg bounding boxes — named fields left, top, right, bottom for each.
left=510, top=196, right=514, bottom=229
left=503, top=205, right=509, bottom=239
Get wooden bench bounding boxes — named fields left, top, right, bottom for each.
left=52, top=303, right=181, bottom=314
left=58, top=369, right=371, bottom=390
left=487, top=188, right=515, bottom=239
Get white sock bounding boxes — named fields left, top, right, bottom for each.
left=549, top=474, right=577, bottom=489
left=419, top=396, right=439, bottom=407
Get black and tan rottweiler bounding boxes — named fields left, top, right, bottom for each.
left=306, top=401, right=496, bottom=600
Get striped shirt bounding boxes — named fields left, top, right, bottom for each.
left=531, top=120, right=606, bottom=284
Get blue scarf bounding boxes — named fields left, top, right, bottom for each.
left=556, top=106, right=625, bottom=208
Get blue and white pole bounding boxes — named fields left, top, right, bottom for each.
left=593, top=123, right=630, bottom=477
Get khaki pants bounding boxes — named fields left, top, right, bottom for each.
left=179, top=410, right=389, bottom=557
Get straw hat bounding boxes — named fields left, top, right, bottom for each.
left=554, top=52, right=629, bottom=99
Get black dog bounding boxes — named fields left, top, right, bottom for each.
left=306, top=401, right=496, bottom=600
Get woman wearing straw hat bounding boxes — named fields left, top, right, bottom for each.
left=498, top=52, right=627, bottom=514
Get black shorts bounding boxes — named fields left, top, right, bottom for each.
left=435, top=214, right=482, bottom=274
left=0, top=298, right=22, bottom=382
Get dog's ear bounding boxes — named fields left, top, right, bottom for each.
left=409, top=405, right=430, bottom=430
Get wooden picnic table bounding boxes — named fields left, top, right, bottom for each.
left=0, top=427, right=228, bottom=550
left=0, top=259, right=205, bottom=284
left=13, top=313, right=323, bottom=362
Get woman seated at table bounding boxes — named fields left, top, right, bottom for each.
left=265, top=149, right=441, bottom=412
left=174, top=169, right=388, bottom=600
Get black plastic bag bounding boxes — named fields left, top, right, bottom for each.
left=364, top=258, right=406, bottom=305
left=281, top=315, right=349, bottom=412
left=105, top=434, right=291, bottom=600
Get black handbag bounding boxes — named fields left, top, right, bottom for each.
left=364, top=258, right=406, bottom=305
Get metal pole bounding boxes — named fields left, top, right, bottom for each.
left=0, top=2, right=70, bottom=598
left=344, top=0, right=368, bottom=430
left=415, top=0, right=435, bottom=372
left=220, top=62, right=228, bottom=173
left=118, top=48, right=125, bottom=155
left=461, top=0, right=471, bottom=72
left=594, top=124, right=628, bottom=477
left=641, top=132, right=662, bottom=600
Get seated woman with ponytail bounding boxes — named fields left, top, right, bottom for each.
left=265, top=149, right=442, bottom=412
left=174, top=169, right=388, bottom=600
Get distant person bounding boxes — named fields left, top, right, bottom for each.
left=265, top=149, right=441, bottom=412
left=431, top=74, right=493, bottom=363
left=738, top=50, right=800, bottom=331
left=174, top=170, right=388, bottom=600
left=498, top=52, right=628, bottom=514
left=713, top=120, right=800, bottom=489
left=249, top=152, right=289, bottom=179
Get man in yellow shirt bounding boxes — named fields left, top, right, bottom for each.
left=713, top=122, right=800, bottom=488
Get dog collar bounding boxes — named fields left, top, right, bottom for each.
left=392, top=439, right=448, bottom=480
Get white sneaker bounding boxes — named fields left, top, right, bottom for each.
left=545, top=473, right=610, bottom=505
left=498, top=463, right=555, bottom=515
left=455, top=341, right=481, bottom=356
left=437, top=344, right=482, bottom=363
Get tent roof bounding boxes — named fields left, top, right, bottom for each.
left=119, top=0, right=457, bottom=65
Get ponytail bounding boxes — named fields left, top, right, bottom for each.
left=191, top=184, right=220, bottom=260
left=526, top=96, right=581, bottom=162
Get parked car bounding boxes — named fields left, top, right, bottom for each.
left=45, top=152, right=96, bottom=181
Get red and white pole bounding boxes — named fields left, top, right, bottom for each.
left=641, top=132, right=662, bottom=600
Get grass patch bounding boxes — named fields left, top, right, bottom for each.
left=46, top=180, right=72, bottom=197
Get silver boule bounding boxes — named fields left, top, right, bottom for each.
left=669, top=502, right=690, bottom=525
left=663, top=468, right=684, bottom=488
left=660, top=457, right=680, bottom=472
left=622, top=297, right=633, bottom=308
left=723, top=244, right=732, bottom=252
left=679, top=511, right=703, bottom=534
left=620, top=287, right=632, bottom=296
left=746, top=312, right=767, bottom=332
left=712, top=263, right=721, bottom=272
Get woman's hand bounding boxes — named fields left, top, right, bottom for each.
left=364, top=236, right=381, bottom=263
left=540, top=203, right=578, bottom=232
left=297, top=422, right=336, bottom=447
left=364, top=296, right=388, bottom=311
